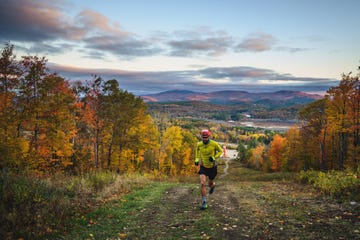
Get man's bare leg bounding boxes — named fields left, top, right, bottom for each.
left=199, top=174, right=208, bottom=209
left=209, top=179, right=215, bottom=194
left=200, top=174, right=207, bottom=199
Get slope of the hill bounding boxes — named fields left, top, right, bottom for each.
left=59, top=159, right=360, bottom=240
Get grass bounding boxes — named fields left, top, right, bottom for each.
left=54, top=181, right=225, bottom=240
left=54, top=182, right=173, bottom=240
left=0, top=170, right=154, bottom=240
left=2, top=162, right=359, bottom=239
left=298, top=169, right=360, bottom=201
left=224, top=160, right=296, bottom=182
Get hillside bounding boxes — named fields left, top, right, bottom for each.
left=57, top=159, right=360, bottom=240
left=141, top=90, right=322, bottom=105
left=142, top=90, right=321, bottom=121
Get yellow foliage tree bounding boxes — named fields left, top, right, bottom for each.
left=248, top=145, right=265, bottom=170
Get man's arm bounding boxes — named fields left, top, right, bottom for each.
left=195, top=143, right=200, bottom=165
left=214, top=142, right=223, bottom=159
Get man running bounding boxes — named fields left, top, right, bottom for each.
left=195, top=129, right=223, bottom=210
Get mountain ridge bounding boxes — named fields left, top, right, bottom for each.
left=141, top=89, right=322, bottom=104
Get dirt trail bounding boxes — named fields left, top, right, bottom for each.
left=218, top=158, right=230, bottom=179
left=119, top=158, right=359, bottom=240
left=219, top=148, right=237, bottom=179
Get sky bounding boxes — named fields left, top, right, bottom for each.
left=0, top=0, right=359, bottom=95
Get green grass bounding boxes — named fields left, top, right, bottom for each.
left=0, top=171, right=154, bottom=239
left=53, top=181, right=224, bottom=240
left=50, top=182, right=174, bottom=239
left=225, top=161, right=296, bottom=182
left=3, top=163, right=359, bottom=239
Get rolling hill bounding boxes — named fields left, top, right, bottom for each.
left=142, top=90, right=323, bottom=121
left=141, top=90, right=322, bottom=105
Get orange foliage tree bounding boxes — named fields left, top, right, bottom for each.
left=268, top=134, right=286, bottom=171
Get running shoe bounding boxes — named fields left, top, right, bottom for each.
left=209, top=186, right=215, bottom=194
left=200, top=201, right=208, bottom=210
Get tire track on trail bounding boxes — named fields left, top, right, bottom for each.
left=218, top=148, right=237, bottom=179
left=218, top=158, right=231, bottom=179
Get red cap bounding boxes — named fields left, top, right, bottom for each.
left=201, top=129, right=210, bottom=137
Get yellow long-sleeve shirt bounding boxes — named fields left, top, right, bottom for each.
left=195, top=140, right=223, bottom=168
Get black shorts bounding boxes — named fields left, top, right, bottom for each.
left=198, top=165, right=217, bottom=180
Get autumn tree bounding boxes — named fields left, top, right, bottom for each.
left=248, top=145, right=265, bottom=170
left=294, top=70, right=359, bottom=171
left=326, top=73, right=358, bottom=169
left=18, top=58, right=77, bottom=171
left=298, top=98, right=329, bottom=170
left=85, top=77, right=105, bottom=168
left=0, top=44, right=79, bottom=172
left=70, top=80, right=97, bottom=173
left=160, top=126, right=183, bottom=175
left=346, top=73, right=360, bottom=168
left=0, top=43, right=24, bottom=169
left=39, top=74, right=77, bottom=170
left=268, top=134, right=286, bottom=171
left=284, top=127, right=304, bottom=171
left=179, top=130, right=198, bottom=176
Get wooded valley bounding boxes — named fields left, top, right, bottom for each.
left=1, top=41, right=359, bottom=240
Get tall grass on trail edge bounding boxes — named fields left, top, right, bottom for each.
left=298, top=168, right=360, bottom=201
left=58, top=182, right=177, bottom=240
left=0, top=170, right=153, bottom=240
left=226, top=161, right=297, bottom=182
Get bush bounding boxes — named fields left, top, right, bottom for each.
left=298, top=169, right=360, bottom=200
left=0, top=170, right=147, bottom=239
left=0, top=172, right=76, bottom=239
left=298, top=170, right=319, bottom=184
left=85, top=170, right=117, bottom=192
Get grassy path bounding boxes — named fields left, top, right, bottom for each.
left=60, top=160, right=360, bottom=240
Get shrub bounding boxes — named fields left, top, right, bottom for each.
left=0, top=170, right=154, bottom=239
left=0, top=172, right=76, bottom=239
left=85, top=170, right=117, bottom=192
left=298, top=170, right=319, bottom=184
left=298, top=169, right=360, bottom=200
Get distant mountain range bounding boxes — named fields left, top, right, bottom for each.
left=141, top=90, right=322, bottom=105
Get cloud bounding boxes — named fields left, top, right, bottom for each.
left=167, top=37, right=232, bottom=57
left=166, top=28, right=233, bottom=57
left=236, top=32, right=276, bottom=52
left=72, top=9, right=163, bottom=58
left=75, top=9, right=127, bottom=37
left=275, top=46, right=310, bottom=53
left=0, top=0, right=160, bottom=58
left=0, top=0, right=277, bottom=59
left=199, top=66, right=277, bottom=80
left=1, top=0, right=310, bottom=60
left=50, top=64, right=339, bottom=95
left=0, top=0, right=70, bottom=42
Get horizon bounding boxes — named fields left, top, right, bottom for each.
left=140, top=88, right=326, bottom=97
left=1, top=0, right=359, bottom=95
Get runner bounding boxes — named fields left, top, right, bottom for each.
left=194, top=129, right=223, bottom=210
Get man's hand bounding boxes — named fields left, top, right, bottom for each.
left=209, top=156, right=215, bottom=162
